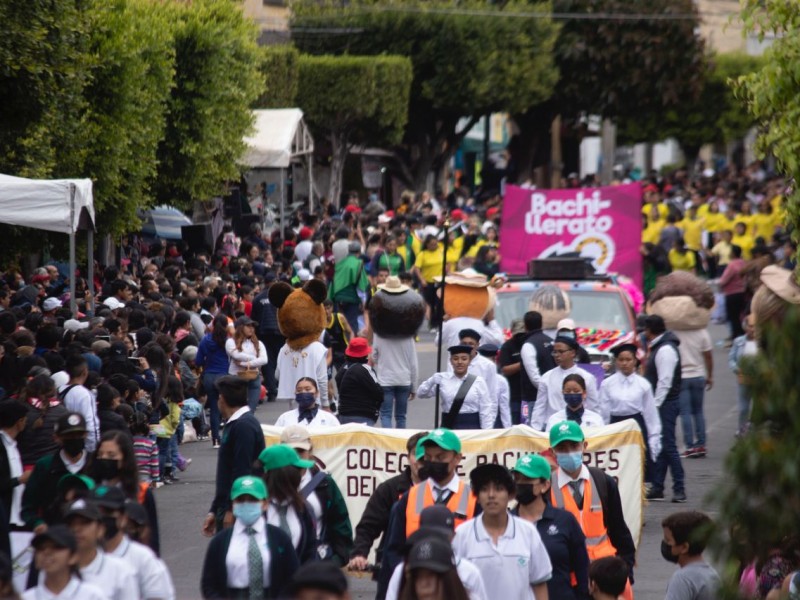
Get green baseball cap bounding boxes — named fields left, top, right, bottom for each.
left=513, top=454, right=551, bottom=480
left=415, top=440, right=425, bottom=461
left=419, top=428, right=461, bottom=454
left=258, top=444, right=315, bottom=473
left=231, top=475, right=268, bottom=501
left=56, top=473, right=96, bottom=493
left=549, top=420, right=585, bottom=447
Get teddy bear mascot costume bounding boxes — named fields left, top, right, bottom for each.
left=368, top=275, right=426, bottom=428
left=269, top=279, right=330, bottom=406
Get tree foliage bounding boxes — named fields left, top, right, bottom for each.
left=296, top=54, right=412, bottom=201
left=256, top=45, right=300, bottom=108
left=734, top=0, right=800, bottom=236
left=154, top=0, right=263, bottom=209
left=291, top=0, right=559, bottom=190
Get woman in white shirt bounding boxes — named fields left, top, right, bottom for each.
left=545, top=373, right=605, bottom=431
left=275, top=378, right=340, bottom=428
left=225, top=316, right=268, bottom=412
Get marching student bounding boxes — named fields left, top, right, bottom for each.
left=545, top=374, right=605, bottom=432
left=201, top=475, right=299, bottom=599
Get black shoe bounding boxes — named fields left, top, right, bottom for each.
left=672, top=492, right=688, bottom=503
left=646, top=489, right=665, bottom=501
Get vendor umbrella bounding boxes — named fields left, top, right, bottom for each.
left=140, top=205, right=192, bottom=240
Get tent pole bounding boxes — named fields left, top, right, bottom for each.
left=308, top=155, right=313, bottom=212
left=280, top=168, right=285, bottom=236
left=69, top=185, right=77, bottom=316
left=87, top=229, right=95, bottom=316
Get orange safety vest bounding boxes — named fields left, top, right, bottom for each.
left=550, top=473, right=617, bottom=561
left=405, top=480, right=477, bottom=537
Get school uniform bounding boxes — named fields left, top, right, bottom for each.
left=385, top=556, right=487, bottom=600
left=545, top=407, right=605, bottom=432
left=529, top=365, right=600, bottom=431
left=274, top=408, right=340, bottom=428
left=109, top=535, right=175, bottom=600
left=416, top=371, right=494, bottom=429
left=530, top=504, right=590, bottom=600
left=201, top=516, right=299, bottom=599
left=452, top=513, right=552, bottom=600
left=78, top=549, right=139, bottom=600
left=265, top=500, right=317, bottom=564
left=22, top=575, right=107, bottom=600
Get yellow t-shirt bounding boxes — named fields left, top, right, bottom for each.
left=641, top=202, right=669, bottom=220
left=731, top=234, right=754, bottom=259
left=466, top=239, right=487, bottom=259
left=711, top=241, right=733, bottom=266
left=642, top=221, right=663, bottom=245
left=703, top=213, right=726, bottom=233
left=446, top=236, right=464, bottom=269
left=678, top=218, right=705, bottom=251
left=751, top=213, right=776, bottom=242
left=735, top=214, right=754, bottom=234
left=410, top=233, right=423, bottom=257
left=697, top=204, right=710, bottom=218
left=668, top=248, right=696, bottom=272
left=415, top=247, right=445, bottom=283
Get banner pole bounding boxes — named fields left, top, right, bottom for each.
left=434, top=213, right=450, bottom=428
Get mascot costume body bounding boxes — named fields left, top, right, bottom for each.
left=368, top=275, right=426, bottom=428
left=436, top=270, right=505, bottom=354
left=269, top=279, right=330, bottom=405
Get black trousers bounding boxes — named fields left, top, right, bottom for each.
left=259, top=332, right=285, bottom=401
left=725, top=292, right=746, bottom=338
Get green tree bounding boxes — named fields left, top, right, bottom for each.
left=291, top=0, right=558, bottom=191
left=296, top=54, right=412, bottom=202
left=256, top=45, right=300, bottom=108
left=155, top=0, right=263, bottom=209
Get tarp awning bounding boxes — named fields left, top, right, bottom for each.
left=0, top=174, right=95, bottom=233
left=139, top=205, right=192, bottom=240
left=241, top=108, right=314, bottom=168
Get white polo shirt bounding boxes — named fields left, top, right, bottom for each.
left=22, top=576, right=106, bottom=600
left=226, top=516, right=272, bottom=589
left=452, top=514, right=552, bottom=600
left=386, top=556, right=487, bottom=600
left=110, top=535, right=175, bottom=600
left=79, top=550, right=139, bottom=600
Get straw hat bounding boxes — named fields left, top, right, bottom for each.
left=377, top=276, right=410, bottom=294
left=434, top=269, right=490, bottom=288
left=760, top=265, right=800, bottom=305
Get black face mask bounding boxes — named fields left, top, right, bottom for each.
left=95, top=458, right=120, bottom=481
left=418, top=461, right=450, bottom=484
left=515, top=484, right=538, bottom=506
left=62, top=438, right=85, bottom=456
left=102, top=515, right=120, bottom=540
left=661, top=540, right=680, bottom=564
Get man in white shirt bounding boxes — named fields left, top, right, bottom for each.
left=64, top=499, right=139, bottom=600
left=529, top=336, right=600, bottom=431
left=94, top=486, right=175, bottom=600
left=59, top=355, right=100, bottom=453
left=453, top=464, right=552, bottom=600
left=417, top=345, right=495, bottom=429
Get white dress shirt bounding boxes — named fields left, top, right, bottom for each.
left=226, top=405, right=251, bottom=425
left=79, top=550, right=139, bottom=600
left=417, top=371, right=495, bottom=429
left=649, top=334, right=680, bottom=407
left=275, top=408, right=340, bottom=428
left=600, top=371, right=662, bottom=458
left=436, top=317, right=505, bottom=357
left=1, top=430, right=24, bottom=525
left=225, top=338, right=269, bottom=375
left=529, top=365, right=600, bottom=431
left=496, top=375, right=512, bottom=428
left=545, top=408, right=605, bottom=432
left=266, top=501, right=302, bottom=551
left=226, top=516, right=271, bottom=589
left=520, top=340, right=545, bottom=391
left=110, top=536, right=175, bottom=600
left=275, top=341, right=329, bottom=406
left=23, top=576, right=107, bottom=600
left=555, top=463, right=591, bottom=499
left=426, top=473, right=462, bottom=501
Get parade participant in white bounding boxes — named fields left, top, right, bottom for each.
left=275, top=378, right=340, bottom=428
left=545, top=373, right=606, bottom=431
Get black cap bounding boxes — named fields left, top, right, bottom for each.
left=447, top=344, right=473, bottom=356
left=419, top=505, right=455, bottom=536
left=458, top=328, right=481, bottom=343
left=404, top=527, right=451, bottom=554
left=64, top=498, right=101, bottom=522
left=124, top=500, right=148, bottom=525
left=477, top=343, right=499, bottom=358
left=407, top=536, right=456, bottom=574
left=93, top=485, right=126, bottom=510
left=610, top=343, right=638, bottom=357
left=469, top=463, right=515, bottom=494
left=286, top=560, right=347, bottom=595
left=553, top=335, right=579, bottom=351
left=55, top=412, right=87, bottom=436
left=234, top=316, right=254, bottom=328
left=32, top=524, right=77, bottom=553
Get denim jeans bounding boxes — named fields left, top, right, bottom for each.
left=380, top=385, right=411, bottom=428
left=653, top=399, right=685, bottom=494
left=203, top=372, right=225, bottom=444
left=339, top=415, right=376, bottom=426
left=678, top=376, right=706, bottom=448
left=737, top=383, right=751, bottom=431
left=246, top=375, right=262, bottom=413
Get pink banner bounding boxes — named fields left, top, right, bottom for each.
left=499, top=183, right=642, bottom=285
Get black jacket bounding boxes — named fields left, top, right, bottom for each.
left=98, top=408, right=131, bottom=436
left=587, top=466, right=637, bottom=581
left=251, top=290, right=282, bottom=337
left=18, top=403, right=67, bottom=466
left=533, top=504, right=591, bottom=600
left=520, top=330, right=556, bottom=400
left=644, top=331, right=682, bottom=404
left=210, top=411, right=265, bottom=516
left=201, top=523, right=299, bottom=599
left=21, top=450, right=93, bottom=529
left=351, top=468, right=414, bottom=560
left=336, top=362, right=383, bottom=419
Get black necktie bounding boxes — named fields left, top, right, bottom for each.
left=435, top=488, right=452, bottom=505
left=569, top=480, right=584, bottom=509
left=567, top=406, right=585, bottom=425
left=298, top=407, right=318, bottom=424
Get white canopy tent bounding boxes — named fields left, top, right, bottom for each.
left=242, top=109, right=314, bottom=227
left=0, top=174, right=96, bottom=315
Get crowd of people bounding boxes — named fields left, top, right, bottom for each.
left=0, top=163, right=796, bottom=599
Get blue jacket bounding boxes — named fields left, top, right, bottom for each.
left=197, top=334, right=230, bottom=375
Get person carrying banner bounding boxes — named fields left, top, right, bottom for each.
left=415, top=345, right=494, bottom=430
left=548, top=420, right=636, bottom=600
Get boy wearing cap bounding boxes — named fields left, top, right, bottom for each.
left=512, top=454, right=589, bottom=600
left=529, top=336, right=601, bottom=431
left=22, top=525, right=106, bottom=600
left=22, top=412, right=93, bottom=534
left=416, top=346, right=494, bottom=429
left=94, top=486, right=175, bottom=600
left=549, top=421, right=636, bottom=598
left=63, top=498, right=138, bottom=600
left=452, top=463, right=552, bottom=600
left=202, top=475, right=299, bottom=599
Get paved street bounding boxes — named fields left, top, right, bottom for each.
left=159, top=324, right=737, bottom=599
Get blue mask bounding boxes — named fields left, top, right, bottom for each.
left=295, top=392, right=316, bottom=410
left=564, top=393, right=583, bottom=409
left=233, top=502, right=263, bottom=526
left=556, top=451, right=584, bottom=472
